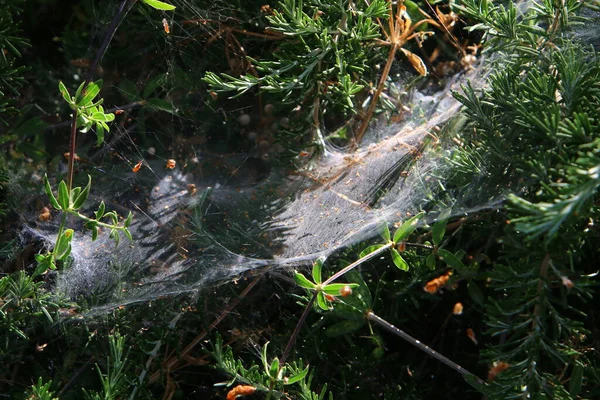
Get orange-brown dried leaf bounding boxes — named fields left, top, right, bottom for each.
left=400, top=48, right=427, bottom=76
left=423, top=271, right=452, bottom=294
left=226, top=385, right=256, bottom=400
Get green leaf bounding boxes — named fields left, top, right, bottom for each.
left=95, top=123, right=105, bottom=146
left=58, top=81, right=72, bottom=104
left=91, top=226, right=98, bottom=241
left=54, top=229, right=74, bottom=260
left=43, top=174, right=61, bottom=210
left=426, top=252, right=436, bottom=269
left=104, top=211, right=118, bottom=225
left=437, top=248, right=466, bottom=272
left=57, top=180, right=69, bottom=210
left=467, top=281, right=485, bottom=306
left=141, top=0, right=176, bottom=11
left=322, top=283, right=359, bottom=295
left=359, top=244, right=384, bottom=258
left=330, top=301, right=365, bottom=321
left=432, top=209, right=451, bottom=246
left=390, top=248, right=408, bottom=271
left=569, top=362, right=583, bottom=397
left=33, top=253, right=55, bottom=277
left=72, top=175, right=91, bottom=210
left=285, top=365, right=309, bottom=385
left=261, top=342, right=270, bottom=373
left=70, top=187, right=81, bottom=205
left=379, top=222, right=391, bottom=242
left=74, top=81, right=85, bottom=103
left=312, top=256, right=324, bottom=284
left=124, top=211, right=133, bottom=227
left=316, top=291, right=329, bottom=311
left=91, top=112, right=111, bottom=122
left=109, top=229, right=121, bottom=246
left=123, top=228, right=133, bottom=242
left=393, top=211, right=425, bottom=243
left=95, top=201, right=106, bottom=219
left=147, top=98, right=177, bottom=114
left=294, top=271, right=316, bottom=289
left=77, top=80, right=102, bottom=106
left=269, top=357, right=280, bottom=380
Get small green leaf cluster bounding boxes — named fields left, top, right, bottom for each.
left=294, top=256, right=359, bottom=311
left=0, top=271, right=58, bottom=342
left=58, top=80, right=115, bottom=146
left=210, top=334, right=329, bottom=400
left=454, top=0, right=583, bottom=54
left=25, top=377, right=58, bottom=400
left=37, top=174, right=132, bottom=276
left=83, top=332, right=131, bottom=400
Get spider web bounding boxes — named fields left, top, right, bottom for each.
left=15, top=0, right=500, bottom=314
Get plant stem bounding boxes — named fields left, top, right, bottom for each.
left=354, top=42, right=399, bottom=148
left=367, top=311, right=486, bottom=386
left=280, top=292, right=317, bottom=367
left=67, top=0, right=135, bottom=190
left=323, top=241, right=393, bottom=285
left=69, top=211, right=123, bottom=230
left=280, top=242, right=392, bottom=367
left=66, top=110, right=78, bottom=191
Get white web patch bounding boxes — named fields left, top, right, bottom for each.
left=15, top=1, right=501, bottom=314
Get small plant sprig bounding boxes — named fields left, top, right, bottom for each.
left=285, top=211, right=488, bottom=389
left=25, top=378, right=58, bottom=400
left=36, top=173, right=133, bottom=276
left=210, top=334, right=329, bottom=400
left=36, top=0, right=176, bottom=276
left=58, top=80, right=115, bottom=147
left=284, top=211, right=425, bottom=365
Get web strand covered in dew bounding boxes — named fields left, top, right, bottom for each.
left=15, top=0, right=501, bottom=314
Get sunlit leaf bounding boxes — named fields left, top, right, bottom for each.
left=390, top=248, right=408, bottom=271
left=359, top=244, right=385, bottom=258
left=437, top=248, right=466, bottom=272
left=141, top=0, right=176, bottom=11
left=57, top=180, right=69, bottom=210
left=43, top=174, right=61, bottom=210
left=294, top=271, right=316, bottom=289
left=312, top=256, right=325, bottom=283
left=322, top=283, right=359, bottom=295
left=285, top=365, right=309, bottom=385
left=72, top=175, right=91, bottom=210
left=379, top=221, right=391, bottom=242
left=316, top=291, right=329, bottom=311
left=393, top=211, right=425, bottom=243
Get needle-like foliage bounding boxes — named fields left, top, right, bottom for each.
left=449, top=0, right=599, bottom=397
